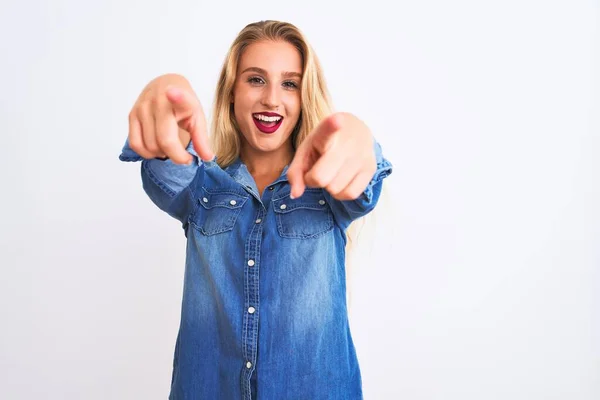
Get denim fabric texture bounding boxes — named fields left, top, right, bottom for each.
left=119, top=137, right=393, bottom=399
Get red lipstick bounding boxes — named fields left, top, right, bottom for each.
left=252, top=112, right=284, bottom=134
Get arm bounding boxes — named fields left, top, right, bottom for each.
left=120, top=74, right=214, bottom=229
left=119, top=137, right=206, bottom=229
left=323, top=140, right=392, bottom=231
left=287, top=112, right=393, bottom=232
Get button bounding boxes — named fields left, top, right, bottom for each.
left=248, top=307, right=255, bottom=314
left=202, top=197, right=208, bottom=203
left=255, top=218, right=262, bottom=224
left=280, top=204, right=287, bottom=210
left=246, top=361, right=252, bottom=369
left=230, top=200, right=237, bottom=206
left=248, top=260, right=255, bottom=267
left=319, top=200, right=325, bottom=205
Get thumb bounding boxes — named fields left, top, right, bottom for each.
left=166, top=86, right=214, bottom=162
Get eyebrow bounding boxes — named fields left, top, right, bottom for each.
left=240, top=67, right=302, bottom=79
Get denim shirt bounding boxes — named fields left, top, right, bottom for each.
left=119, top=137, right=392, bottom=400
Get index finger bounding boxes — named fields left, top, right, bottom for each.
left=188, top=106, right=214, bottom=162
left=154, top=98, right=194, bottom=164
left=166, top=87, right=214, bottom=162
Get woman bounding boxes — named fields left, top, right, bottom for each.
left=120, top=19, right=392, bottom=400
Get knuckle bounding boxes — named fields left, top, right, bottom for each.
left=149, top=96, right=160, bottom=108
left=145, top=141, right=159, bottom=154
left=313, top=177, right=326, bottom=188
left=129, top=136, right=142, bottom=152
left=137, top=103, right=151, bottom=120
left=157, top=134, right=176, bottom=148
left=333, top=191, right=349, bottom=201
left=350, top=187, right=363, bottom=199
left=326, top=182, right=342, bottom=196
left=311, top=172, right=328, bottom=187
left=336, top=190, right=352, bottom=201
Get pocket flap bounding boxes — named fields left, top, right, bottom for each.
left=199, top=187, right=249, bottom=210
left=273, top=188, right=328, bottom=214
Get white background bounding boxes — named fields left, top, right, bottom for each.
left=0, top=0, right=598, bottom=399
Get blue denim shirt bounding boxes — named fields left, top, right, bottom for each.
left=119, top=137, right=392, bottom=400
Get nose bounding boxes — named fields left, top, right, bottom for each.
left=260, top=83, right=281, bottom=110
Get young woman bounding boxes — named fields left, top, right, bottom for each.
left=120, top=20, right=393, bottom=400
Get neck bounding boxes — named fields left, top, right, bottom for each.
left=240, top=142, right=294, bottom=179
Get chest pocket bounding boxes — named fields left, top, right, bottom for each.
left=272, top=188, right=334, bottom=239
left=192, top=187, right=249, bottom=236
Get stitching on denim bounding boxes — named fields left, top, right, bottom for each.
left=202, top=186, right=250, bottom=197
left=275, top=210, right=334, bottom=239
left=199, top=207, right=241, bottom=235
left=272, top=187, right=322, bottom=201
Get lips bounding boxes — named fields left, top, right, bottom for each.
left=252, top=112, right=283, bottom=134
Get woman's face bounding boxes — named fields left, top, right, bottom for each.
left=232, top=39, right=302, bottom=156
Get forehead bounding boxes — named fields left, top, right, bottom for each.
left=238, top=40, right=302, bottom=74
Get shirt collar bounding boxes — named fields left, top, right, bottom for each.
left=224, top=156, right=291, bottom=191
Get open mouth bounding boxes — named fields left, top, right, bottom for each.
left=253, top=112, right=283, bottom=134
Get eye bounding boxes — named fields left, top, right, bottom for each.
left=283, top=81, right=299, bottom=89
left=248, top=76, right=265, bottom=85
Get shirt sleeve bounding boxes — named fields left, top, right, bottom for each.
left=324, top=139, right=393, bottom=231
left=119, top=138, right=205, bottom=229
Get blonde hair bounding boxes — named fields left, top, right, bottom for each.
left=210, top=20, right=332, bottom=167
left=209, top=20, right=369, bottom=309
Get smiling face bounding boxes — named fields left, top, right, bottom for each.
left=232, top=40, right=303, bottom=160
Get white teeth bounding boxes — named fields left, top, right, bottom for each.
left=254, top=114, right=282, bottom=122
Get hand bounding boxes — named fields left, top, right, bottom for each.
left=287, top=112, right=377, bottom=200
left=127, top=74, right=214, bottom=164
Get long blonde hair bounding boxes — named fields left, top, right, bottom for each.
left=210, top=20, right=332, bottom=166
left=209, top=20, right=369, bottom=308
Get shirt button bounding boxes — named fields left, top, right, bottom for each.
left=202, top=197, right=208, bottom=203
left=280, top=204, right=287, bottom=210
left=319, top=200, right=325, bottom=205
left=255, top=218, right=262, bottom=224
left=230, top=200, right=237, bottom=206
left=248, top=307, right=255, bottom=314
left=246, top=361, right=252, bottom=369
left=248, top=259, right=255, bottom=267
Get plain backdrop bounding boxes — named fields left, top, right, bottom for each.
left=0, top=0, right=598, bottom=399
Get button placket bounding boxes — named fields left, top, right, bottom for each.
left=242, top=208, right=263, bottom=392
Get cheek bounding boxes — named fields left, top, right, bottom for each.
left=285, top=95, right=301, bottom=117
left=233, top=93, right=250, bottom=118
